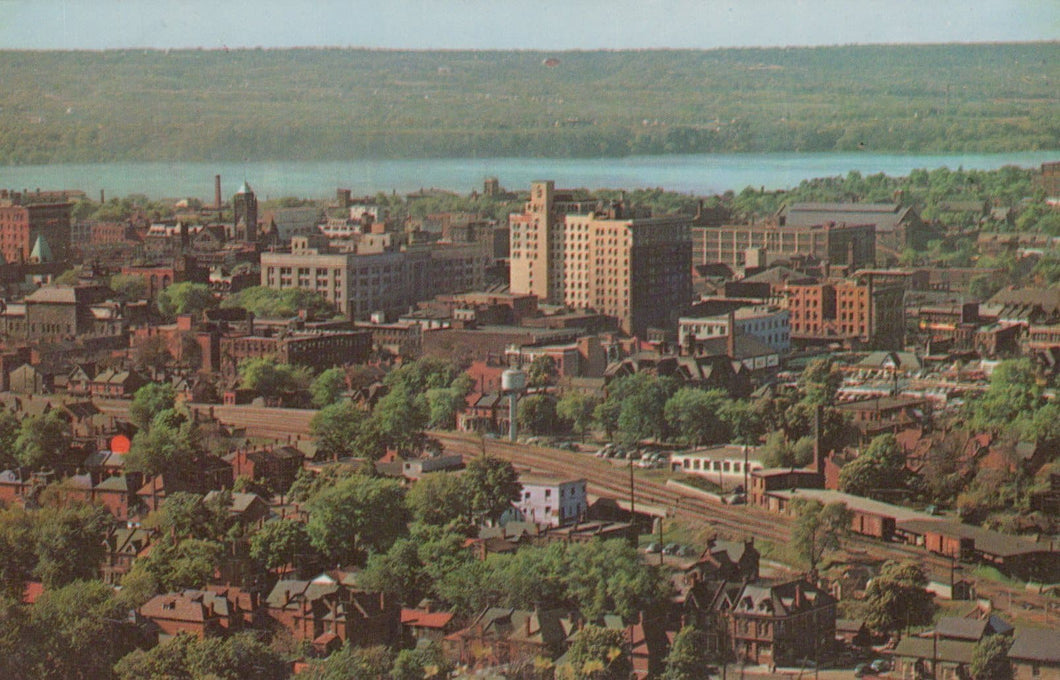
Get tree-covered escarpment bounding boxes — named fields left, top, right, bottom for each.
left=0, top=42, right=1056, bottom=164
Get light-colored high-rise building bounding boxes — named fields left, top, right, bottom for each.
left=510, top=181, right=694, bottom=337
left=509, top=181, right=599, bottom=305
left=565, top=209, right=692, bottom=337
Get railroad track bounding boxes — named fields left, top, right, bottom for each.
left=432, top=432, right=1059, bottom=624
left=89, top=400, right=1056, bottom=622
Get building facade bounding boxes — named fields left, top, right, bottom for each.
left=564, top=210, right=692, bottom=337
left=509, top=181, right=596, bottom=305
left=0, top=191, right=73, bottom=265
left=260, top=240, right=489, bottom=320
left=512, top=473, right=587, bottom=527
left=691, top=221, right=875, bottom=270
left=786, top=276, right=904, bottom=350
left=678, top=306, right=791, bottom=354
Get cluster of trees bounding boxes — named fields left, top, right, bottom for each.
left=0, top=409, right=72, bottom=472
left=572, top=358, right=846, bottom=457
left=221, top=286, right=336, bottom=320
left=2, top=43, right=1054, bottom=165
left=308, top=357, right=473, bottom=459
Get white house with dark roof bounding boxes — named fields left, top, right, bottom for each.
left=508, top=473, right=586, bottom=528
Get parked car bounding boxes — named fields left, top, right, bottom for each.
left=644, top=542, right=662, bottom=554
left=662, top=543, right=681, bottom=555
left=853, top=663, right=870, bottom=677
left=870, top=659, right=891, bottom=673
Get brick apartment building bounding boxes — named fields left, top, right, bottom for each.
left=0, top=190, right=72, bottom=265
left=786, top=275, right=904, bottom=350
left=219, top=328, right=371, bottom=375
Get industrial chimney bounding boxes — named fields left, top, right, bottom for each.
left=214, top=175, right=222, bottom=210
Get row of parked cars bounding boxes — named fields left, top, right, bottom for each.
left=594, top=444, right=669, bottom=467
left=643, top=542, right=696, bottom=557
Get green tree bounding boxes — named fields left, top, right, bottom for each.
left=115, top=631, right=288, bottom=680
left=517, top=394, right=558, bottom=436
left=864, top=561, right=934, bottom=634
left=299, top=644, right=394, bottom=680
left=798, top=358, right=843, bottom=406
left=600, top=373, right=677, bottom=446
left=125, top=408, right=201, bottom=478
left=405, top=472, right=472, bottom=528
left=664, top=626, right=715, bottom=680
left=238, top=356, right=312, bottom=395
left=14, top=411, right=72, bottom=470
left=464, top=455, right=521, bottom=525
left=107, top=273, right=149, bottom=301
left=249, top=518, right=314, bottom=571
left=838, top=433, right=908, bottom=496
left=32, top=504, right=111, bottom=588
left=556, top=391, right=598, bottom=440
left=310, top=400, right=379, bottom=460
left=310, top=367, right=348, bottom=408
left=371, top=384, right=428, bottom=455
left=156, top=281, right=217, bottom=320
left=790, top=499, right=852, bottom=572
left=664, top=387, right=731, bottom=446
left=391, top=641, right=452, bottom=680
left=222, top=285, right=336, bottom=319
left=129, top=537, right=225, bottom=592
left=424, top=385, right=467, bottom=430
left=306, top=475, right=408, bottom=566
left=129, top=382, right=177, bottom=431
left=758, top=431, right=815, bottom=469
left=142, top=491, right=230, bottom=541
left=0, top=506, right=37, bottom=597
left=383, top=357, right=463, bottom=394
left=970, top=359, right=1043, bottom=428
left=29, top=579, right=140, bottom=680
left=0, top=410, right=21, bottom=470
left=970, top=634, right=1013, bottom=680
left=527, top=355, right=557, bottom=388
left=557, top=624, right=631, bottom=680
left=719, top=398, right=766, bottom=446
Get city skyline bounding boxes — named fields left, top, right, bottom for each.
left=0, top=0, right=1056, bottom=51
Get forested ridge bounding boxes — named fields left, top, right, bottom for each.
left=0, top=42, right=1056, bottom=164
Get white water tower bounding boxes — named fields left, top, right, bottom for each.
left=501, top=368, right=527, bottom=442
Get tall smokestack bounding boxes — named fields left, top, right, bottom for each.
left=214, top=175, right=222, bottom=210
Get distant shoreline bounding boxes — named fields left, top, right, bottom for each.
left=2, top=152, right=1053, bottom=200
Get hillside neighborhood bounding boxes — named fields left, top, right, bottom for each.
left=0, top=164, right=1059, bottom=679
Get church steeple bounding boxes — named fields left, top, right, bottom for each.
left=233, top=181, right=258, bottom=242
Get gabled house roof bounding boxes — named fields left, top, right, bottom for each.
left=1008, top=628, right=1060, bottom=665
left=140, top=589, right=232, bottom=623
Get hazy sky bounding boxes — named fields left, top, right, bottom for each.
left=0, top=0, right=1056, bottom=50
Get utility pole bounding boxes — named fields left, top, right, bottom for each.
left=629, top=456, right=636, bottom=546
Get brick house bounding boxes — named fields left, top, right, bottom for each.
left=443, top=607, right=581, bottom=671
left=224, top=446, right=304, bottom=495
left=139, top=589, right=240, bottom=640
left=717, top=579, right=837, bottom=667
left=265, top=573, right=400, bottom=653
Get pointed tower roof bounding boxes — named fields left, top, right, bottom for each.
left=236, top=181, right=254, bottom=195
left=30, top=234, right=53, bottom=263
